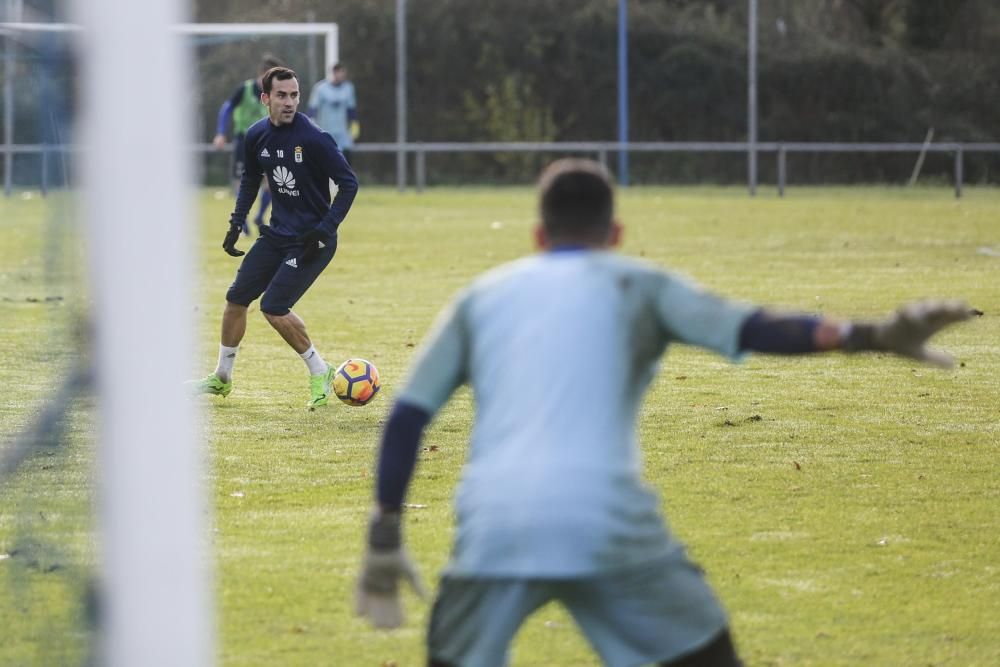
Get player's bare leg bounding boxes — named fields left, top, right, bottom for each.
left=263, top=309, right=310, bottom=353
left=189, top=301, right=248, bottom=397
left=264, top=309, right=334, bottom=409
left=222, top=301, right=248, bottom=347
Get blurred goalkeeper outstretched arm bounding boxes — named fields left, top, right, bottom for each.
left=738, top=299, right=981, bottom=368
left=355, top=401, right=431, bottom=630
left=356, top=296, right=469, bottom=630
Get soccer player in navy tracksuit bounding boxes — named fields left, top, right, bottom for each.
left=191, top=66, right=359, bottom=410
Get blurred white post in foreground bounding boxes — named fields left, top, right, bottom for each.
left=73, top=0, right=214, bottom=662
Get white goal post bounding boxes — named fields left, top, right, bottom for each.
left=181, top=22, right=339, bottom=69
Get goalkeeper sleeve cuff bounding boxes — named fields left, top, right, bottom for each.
left=376, top=401, right=431, bottom=510
left=841, top=322, right=881, bottom=352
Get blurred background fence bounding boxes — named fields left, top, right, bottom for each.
left=2, top=0, right=999, bottom=189
left=4, top=140, right=1000, bottom=197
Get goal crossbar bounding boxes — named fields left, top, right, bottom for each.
left=0, top=22, right=339, bottom=66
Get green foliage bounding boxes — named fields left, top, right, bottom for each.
left=3, top=186, right=1000, bottom=664
left=179, top=0, right=1000, bottom=185
left=462, top=73, right=557, bottom=176
left=904, top=0, right=973, bottom=50
left=4, top=1, right=1000, bottom=187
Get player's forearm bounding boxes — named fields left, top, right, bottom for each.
left=231, top=172, right=262, bottom=223
left=376, top=400, right=431, bottom=512
left=739, top=309, right=844, bottom=353
left=320, top=157, right=358, bottom=234
left=215, top=100, right=233, bottom=136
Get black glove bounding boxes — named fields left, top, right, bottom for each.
left=843, top=299, right=975, bottom=368
left=298, top=228, right=331, bottom=264
left=222, top=222, right=245, bottom=257
left=355, top=511, right=426, bottom=629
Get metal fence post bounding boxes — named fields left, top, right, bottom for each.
left=41, top=148, right=48, bottom=196
left=616, top=0, right=629, bottom=187
left=954, top=146, right=963, bottom=199
left=747, top=0, right=758, bottom=196
left=3, top=34, right=14, bottom=197
left=777, top=144, right=786, bottom=197
left=395, top=0, right=408, bottom=192
left=415, top=146, right=425, bottom=193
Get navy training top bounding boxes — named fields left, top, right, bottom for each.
left=231, top=112, right=358, bottom=238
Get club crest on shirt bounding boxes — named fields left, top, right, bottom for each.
left=294, top=146, right=303, bottom=163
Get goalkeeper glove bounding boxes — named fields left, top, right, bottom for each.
left=222, top=222, right=245, bottom=257
left=355, top=511, right=426, bottom=629
left=842, top=299, right=977, bottom=368
left=350, top=120, right=361, bottom=141
left=297, top=228, right=331, bottom=264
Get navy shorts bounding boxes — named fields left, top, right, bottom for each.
left=225, top=227, right=338, bottom=316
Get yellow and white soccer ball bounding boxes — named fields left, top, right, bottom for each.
left=332, top=358, right=381, bottom=406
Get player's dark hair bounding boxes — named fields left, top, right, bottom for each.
left=332, top=63, right=345, bottom=72
left=538, top=158, right=615, bottom=243
left=262, top=66, right=297, bottom=94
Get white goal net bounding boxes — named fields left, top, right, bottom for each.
left=0, top=6, right=341, bottom=667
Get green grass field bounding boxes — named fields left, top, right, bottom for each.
left=2, top=186, right=999, bottom=666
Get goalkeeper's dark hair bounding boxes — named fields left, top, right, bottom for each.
left=262, top=66, right=297, bottom=94
left=538, top=158, right=615, bottom=243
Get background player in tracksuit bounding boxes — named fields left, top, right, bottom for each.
left=192, top=66, right=359, bottom=410
left=308, top=62, right=360, bottom=166
left=354, top=159, right=975, bottom=666
left=212, top=54, right=282, bottom=234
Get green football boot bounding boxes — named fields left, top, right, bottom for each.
left=188, top=373, right=233, bottom=397
left=307, top=364, right=336, bottom=410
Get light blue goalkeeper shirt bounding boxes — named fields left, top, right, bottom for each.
left=397, top=249, right=755, bottom=578
left=307, top=79, right=356, bottom=149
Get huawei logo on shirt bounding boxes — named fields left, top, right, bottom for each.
left=273, top=165, right=300, bottom=197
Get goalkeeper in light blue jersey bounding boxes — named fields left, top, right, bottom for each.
left=307, top=63, right=359, bottom=165
left=355, top=159, right=975, bottom=667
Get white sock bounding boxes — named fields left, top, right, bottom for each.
left=300, top=345, right=328, bottom=375
left=215, top=344, right=239, bottom=383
